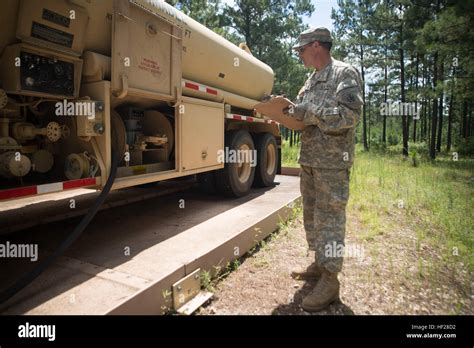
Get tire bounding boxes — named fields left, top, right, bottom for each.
left=197, top=171, right=217, bottom=194
left=253, top=133, right=278, bottom=187
left=216, top=130, right=256, bottom=197
left=110, top=110, right=126, bottom=164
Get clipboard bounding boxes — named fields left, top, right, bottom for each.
left=254, top=96, right=304, bottom=130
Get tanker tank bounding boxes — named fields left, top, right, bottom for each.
left=0, top=0, right=274, bottom=102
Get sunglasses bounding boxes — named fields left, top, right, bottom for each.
left=296, top=42, right=315, bottom=54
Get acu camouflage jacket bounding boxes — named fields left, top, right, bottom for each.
left=294, top=58, right=364, bottom=169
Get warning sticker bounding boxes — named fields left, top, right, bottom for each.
left=138, top=58, right=162, bottom=76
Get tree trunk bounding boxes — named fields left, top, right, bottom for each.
left=461, top=101, right=468, bottom=138
left=427, top=99, right=431, bottom=144
left=468, top=103, right=472, bottom=137
left=430, top=52, right=438, bottom=160
left=436, top=95, right=444, bottom=152
left=399, top=10, right=408, bottom=156
left=368, top=90, right=371, bottom=149
left=382, top=46, right=388, bottom=143
left=420, top=101, right=424, bottom=140
left=413, top=53, right=420, bottom=142
left=423, top=60, right=430, bottom=142
left=360, top=41, right=368, bottom=151
left=446, top=89, right=454, bottom=152
left=436, top=62, right=444, bottom=152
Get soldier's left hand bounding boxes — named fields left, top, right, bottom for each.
left=284, top=103, right=309, bottom=121
left=261, top=94, right=274, bottom=102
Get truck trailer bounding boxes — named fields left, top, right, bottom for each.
left=0, top=0, right=280, bottom=201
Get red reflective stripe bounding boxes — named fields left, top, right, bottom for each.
left=63, top=178, right=97, bottom=190
left=206, top=88, right=217, bottom=95
left=0, top=178, right=97, bottom=201
left=227, top=113, right=277, bottom=124
left=185, top=81, right=218, bottom=95
left=184, top=82, right=199, bottom=91
left=0, top=186, right=37, bottom=200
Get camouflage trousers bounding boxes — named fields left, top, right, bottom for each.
left=300, top=165, right=350, bottom=273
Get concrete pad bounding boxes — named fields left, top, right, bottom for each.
left=0, top=175, right=301, bottom=315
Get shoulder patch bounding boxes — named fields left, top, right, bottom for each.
left=336, top=77, right=363, bottom=109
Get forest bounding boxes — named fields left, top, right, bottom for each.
left=167, top=0, right=474, bottom=159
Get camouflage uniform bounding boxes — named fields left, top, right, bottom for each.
left=293, top=58, right=363, bottom=273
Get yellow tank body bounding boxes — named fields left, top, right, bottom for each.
left=0, top=0, right=274, bottom=101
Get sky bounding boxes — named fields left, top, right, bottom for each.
left=304, top=0, right=339, bottom=32
left=221, top=0, right=339, bottom=32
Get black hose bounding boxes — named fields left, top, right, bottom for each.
left=0, top=150, right=121, bottom=305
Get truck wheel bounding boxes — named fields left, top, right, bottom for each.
left=253, top=133, right=278, bottom=187
left=216, top=130, right=256, bottom=197
left=110, top=110, right=126, bottom=162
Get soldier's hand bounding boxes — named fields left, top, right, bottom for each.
left=285, top=103, right=308, bottom=121
left=261, top=94, right=275, bottom=102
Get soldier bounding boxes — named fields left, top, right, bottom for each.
left=286, top=27, right=363, bottom=312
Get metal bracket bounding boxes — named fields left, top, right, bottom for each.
left=172, top=268, right=213, bottom=314
left=172, top=268, right=201, bottom=310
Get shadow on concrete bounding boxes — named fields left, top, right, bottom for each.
left=0, top=178, right=282, bottom=314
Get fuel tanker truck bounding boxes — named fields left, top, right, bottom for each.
left=0, top=0, right=280, bottom=201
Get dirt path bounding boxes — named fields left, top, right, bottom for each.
left=197, top=207, right=472, bottom=315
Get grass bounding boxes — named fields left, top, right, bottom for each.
left=281, top=141, right=473, bottom=273
left=351, top=146, right=473, bottom=273
left=281, top=140, right=300, bottom=167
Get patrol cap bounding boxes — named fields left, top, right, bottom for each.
left=292, top=27, right=333, bottom=50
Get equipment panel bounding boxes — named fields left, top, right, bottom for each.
left=20, top=51, right=75, bottom=96
left=180, top=97, right=224, bottom=171
left=0, top=43, right=83, bottom=99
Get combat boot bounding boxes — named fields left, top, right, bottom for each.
left=301, top=269, right=340, bottom=312
left=291, top=262, right=323, bottom=281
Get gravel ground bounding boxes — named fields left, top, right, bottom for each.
left=197, top=208, right=472, bottom=315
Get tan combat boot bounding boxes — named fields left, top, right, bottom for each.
left=301, top=270, right=340, bottom=312
left=291, top=262, right=323, bottom=281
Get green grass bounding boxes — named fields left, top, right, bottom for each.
left=281, top=141, right=474, bottom=272
left=349, top=145, right=474, bottom=272
left=281, top=140, right=300, bottom=167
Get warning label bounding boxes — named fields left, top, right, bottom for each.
left=138, top=58, right=162, bottom=76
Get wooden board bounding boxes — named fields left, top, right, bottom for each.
left=254, top=96, right=304, bottom=130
